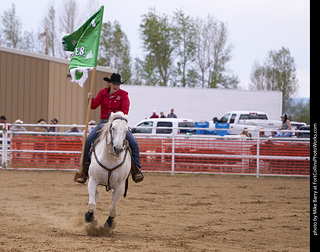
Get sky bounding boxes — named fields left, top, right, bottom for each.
left=1, top=0, right=310, bottom=98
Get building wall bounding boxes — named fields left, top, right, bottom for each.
left=0, top=46, right=116, bottom=126
left=0, top=49, right=49, bottom=124
left=122, top=85, right=283, bottom=127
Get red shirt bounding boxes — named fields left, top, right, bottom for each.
left=91, top=87, right=130, bottom=119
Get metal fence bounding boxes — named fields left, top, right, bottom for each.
left=1, top=123, right=310, bottom=177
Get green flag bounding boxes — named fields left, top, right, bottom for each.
left=62, top=6, right=104, bottom=87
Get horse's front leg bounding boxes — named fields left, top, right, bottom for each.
left=85, top=177, right=99, bottom=223
left=105, top=182, right=125, bottom=228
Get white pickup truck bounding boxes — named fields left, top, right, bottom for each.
left=211, top=111, right=306, bottom=137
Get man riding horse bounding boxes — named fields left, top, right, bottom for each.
left=76, top=73, right=144, bottom=183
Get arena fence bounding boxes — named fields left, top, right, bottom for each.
left=1, top=123, right=310, bottom=177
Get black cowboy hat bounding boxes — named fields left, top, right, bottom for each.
left=103, top=73, right=126, bottom=85
left=0, top=115, right=7, bottom=120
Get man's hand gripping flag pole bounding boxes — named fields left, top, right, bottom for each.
left=61, top=6, right=104, bottom=180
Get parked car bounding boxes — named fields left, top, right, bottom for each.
left=131, top=118, right=195, bottom=136
left=297, top=125, right=310, bottom=138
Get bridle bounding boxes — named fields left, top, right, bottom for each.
left=109, top=116, right=128, bottom=153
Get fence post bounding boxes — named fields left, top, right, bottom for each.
left=256, top=129, right=260, bottom=178
left=171, top=136, right=175, bottom=175
left=1, top=124, right=8, bottom=169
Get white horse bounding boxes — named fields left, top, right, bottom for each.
left=84, top=112, right=131, bottom=229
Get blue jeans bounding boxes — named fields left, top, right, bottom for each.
left=83, top=120, right=141, bottom=168
left=275, top=131, right=293, bottom=137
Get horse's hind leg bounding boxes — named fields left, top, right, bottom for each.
left=85, top=178, right=99, bottom=223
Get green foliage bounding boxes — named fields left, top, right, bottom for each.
left=287, top=99, right=310, bottom=125
left=1, top=3, right=22, bottom=48
left=137, top=9, right=238, bottom=88
left=139, top=9, right=175, bottom=86
left=172, top=9, right=197, bottom=87
left=98, top=21, right=131, bottom=83
left=250, top=47, right=299, bottom=112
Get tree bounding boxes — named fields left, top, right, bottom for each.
left=1, top=3, right=22, bottom=48
left=20, top=31, right=37, bottom=52
left=194, top=17, right=208, bottom=88
left=42, top=4, right=57, bottom=56
left=249, top=47, right=299, bottom=111
left=195, top=15, right=237, bottom=88
left=172, top=9, right=196, bottom=87
left=59, top=0, right=78, bottom=34
left=58, top=0, right=78, bottom=58
left=84, top=0, right=101, bottom=20
left=139, top=9, right=175, bottom=86
left=132, top=55, right=158, bottom=86
left=288, top=99, right=310, bottom=125
left=98, top=21, right=131, bottom=83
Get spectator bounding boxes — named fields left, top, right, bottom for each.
left=88, top=120, right=97, bottom=133
left=10, top=119, right=26, bottom=133
left=66, top=124, right=82, bottom=133
left=10, top=119, right=26, bottom=157
left=0, top=115, right=7, bottom=124
left=48, top=118, right=60, bottom=132
left=240, top=127, right=251, bottom=138
left=167, top=108, right=177, bottom=118
left=84, top=120, right=97, bottom=134
left=160, top=112, right=166, bottom=118
left=150, top=110, right=159, bottom=118
left=33, top=120, right=47, bottom=162
left=259, top=128, right=267, bottom=138
left=34, top=120, right=47, bottom=133
left=276, top=113, right=292, bottom=137
left=0, top=115, right=10, bottom=130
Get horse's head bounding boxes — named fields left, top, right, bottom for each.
left=107, top=112, right=129, bottom=156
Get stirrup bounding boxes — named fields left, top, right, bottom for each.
left=76, top=173, right=87, bottom=184
left=132, top=169, right=144, bottom=183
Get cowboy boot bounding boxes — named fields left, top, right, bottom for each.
left=76, top=163, right=89, bottom=184
left=76, top=173, right=87, bottom=184
left=131, top=162, right=144, bottom=183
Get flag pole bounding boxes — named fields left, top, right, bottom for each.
left=76, top=67, right=96, bottom=178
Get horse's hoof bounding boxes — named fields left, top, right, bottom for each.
left=85, top=211, right=94, bottom=223
left=105, top=216, right=116, bottom=229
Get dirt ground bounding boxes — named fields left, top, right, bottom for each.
left=0, top=170, right=309, bottom=252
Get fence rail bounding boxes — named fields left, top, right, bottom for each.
left=1, top=123, right=310, bottom=177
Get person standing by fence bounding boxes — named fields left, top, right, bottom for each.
left=167, top=108, right=177, bottom=118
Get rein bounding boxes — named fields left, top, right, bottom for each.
left=93, top=140, right=129, bottom=172
left=93, top=142, right=129, bottom=191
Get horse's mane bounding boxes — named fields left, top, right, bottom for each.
left=96, top=111, right=127, bottom=145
